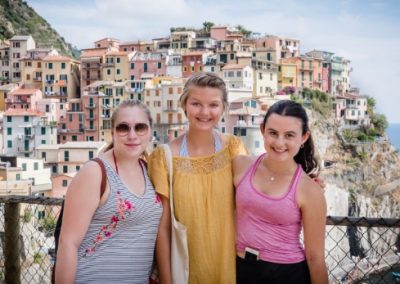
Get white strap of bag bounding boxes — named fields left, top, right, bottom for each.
left=162, top=144, right=176, bottom=217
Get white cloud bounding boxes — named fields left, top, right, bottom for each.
left=27, top=0, right=400, bottom=122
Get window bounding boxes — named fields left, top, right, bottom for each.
left=62, top=180, right=68, bottom=187
left=24, top=116, right=29, bottom=122
left=41, top=152, right=46, bottom=160
left=7, top=128, right=12, bottom=135
left=16, top=174, right=21, bottom=181
left=41, top=140, right=46, bottom=144
left=45, top=104, right=50, bottom=112
left=22, top=163, right=27, bottom=171
left=117, top=57, right=120, bottom=63
left=34, top=162, right=39, bottom=170
left=63, top=165, right=68, bottom=173
left=158, top=62, right=162, bottom=69
left=7, top=140, right=12, bottom=148
left=76, top=165, right=80, bottom=171
left=222, top=127, right=225, bottom=133
left=89, top=151, right=94, bottom=159
left=130, top=63, right=135, bottom=69
left=7, top=116, right=11, bottom=122
left=61, top=62, right=66, bottom=69
left=107, top=69, right=111, bottom=75
left=72, top=135, right=77, bottom=141
left=41, top=127, right=46, bottom=135
left=64, top=151, right=69, bottom=162
left=131, top=75, right=135, bottom=80
left=116, top=69, right=120, bottom=75
left=48, top=63, right=53, bottom=69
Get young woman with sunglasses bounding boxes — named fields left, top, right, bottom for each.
left=55, top=100, right=163, bottom=283
left=148, top=73, right=247, bottom=283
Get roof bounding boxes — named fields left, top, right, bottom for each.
left=10, top=35, right=32, bottom=41
left=106, top=51, right=131, bottom=56
left=4, top=109, right=45, bottom=117
left=43, top=55, right=74, bottom=61
left=221, top=64, right=248, bottom=70
left=36, top=144, right=60, bottom=150
left=10, top=88, right=40, bottom=95
left=81, top=49, right=107, bottom=59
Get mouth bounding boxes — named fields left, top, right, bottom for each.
left=271, top=147, right=287, bottom=153
left=196, top=117, right=212, bottom=122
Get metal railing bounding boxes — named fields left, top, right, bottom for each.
left=0, top=196, right=399, bottom=283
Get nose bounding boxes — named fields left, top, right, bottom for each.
left=274, top=135, right=285, bottom=146
left=126, top=128, right=138, bottom=139
left=200, top=106, right=209, bottom=115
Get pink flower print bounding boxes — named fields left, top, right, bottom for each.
left=155, top=194, right=161, bottom=204
left=83, top=192, right=134, bottom=257
left=125, top=200, right=133, bottom=211
left=95, top=235, right=104, bottom=243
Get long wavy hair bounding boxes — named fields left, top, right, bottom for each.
left=262, top=100, right=319, bottom=177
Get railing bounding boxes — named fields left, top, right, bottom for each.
left=0, top=196, right=399, bottom=283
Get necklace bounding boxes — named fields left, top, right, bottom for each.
left=269, top=176, right=275, bottom=182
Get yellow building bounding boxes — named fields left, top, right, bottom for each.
left=102, top=51, right=134, bottom=82
left=278, top=63, right=297, bottom=90
left=42, top=54, right=80, bottom=102
left=0, top=83, right=18, bottom=111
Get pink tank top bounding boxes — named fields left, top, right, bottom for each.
left=235, top=153, right=305, bottom=264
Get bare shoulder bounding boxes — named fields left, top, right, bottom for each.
left=67, top=159, right=103, bottom=197
left=232, top=155, right=256, bottom=186
left=297, top=173, right=326, bottom=207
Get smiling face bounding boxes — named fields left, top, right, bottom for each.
left=185, top=86, right=225, bottom=132
left=112, top=106, right=152, bottom=157
left=261, top=113, right=310, bottom=163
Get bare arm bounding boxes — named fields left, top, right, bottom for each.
left=55, top=161, right=104, bottom=284
left=156, top=195, right=172, bottom=284
left=298, top=178, right=328, bottom=284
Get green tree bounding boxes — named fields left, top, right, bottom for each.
left=202, top=21, right=215, bottom=33
left=367, top=97, right=376, bottom=116
left=235, top=25, right=252, bottom=38
left=370, top=113, right=388, bottom=135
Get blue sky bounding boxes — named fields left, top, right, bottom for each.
left=27, top=0, right=400, bottom=123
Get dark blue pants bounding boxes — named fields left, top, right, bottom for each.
left=236, top=256, right=311, bottom=284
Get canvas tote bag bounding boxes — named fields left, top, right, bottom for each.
left=162, top=144, right=189, bottom=284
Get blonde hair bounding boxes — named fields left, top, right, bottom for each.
left=104, top=100, right=153, bottom=152
left=179, top=72, right=228, bottom=112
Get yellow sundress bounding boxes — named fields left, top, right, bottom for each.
left=148, top=134, right=247, bottom=284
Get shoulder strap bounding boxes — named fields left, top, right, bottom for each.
left=93, top=158, right=106, bottom=198
left=161, top=144, right=175, bottom=214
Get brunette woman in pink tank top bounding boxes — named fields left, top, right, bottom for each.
left=233, top=100, right=328, bottom=284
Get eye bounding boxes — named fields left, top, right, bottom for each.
left=267, top=131, right=277, bottom=136
left=134, top=123, right=149, bottom=135
left=285, top=133, right=295, bottom=138
left=210, top=103, right=220, bottom=108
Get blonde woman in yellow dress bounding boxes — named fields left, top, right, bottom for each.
left=148, top=73, right=247, bottom=284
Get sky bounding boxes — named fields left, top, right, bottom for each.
left=27, top=0, right=400, bottom=123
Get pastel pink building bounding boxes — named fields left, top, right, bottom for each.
left=255, top=36, right=300, bottom=62
left=6, top=88, right=42, bottom=109
left=59, top=99, right=85, bottom=143
left=280, top=56, right=323, bottom=91
left=210, top=26, right=244, bottom=41
left=129, top=52, right=166, bottom=80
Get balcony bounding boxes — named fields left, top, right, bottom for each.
left=17, top=147, right=33, bottom=153
left=163, top=107, right=179, bottom=112
left=85, top=127, right=97, bottom=131
left=86, top=114, right=97, bottom=120
left=85, top=103, right=96, bottom=109
left=103, top=62, right=115, bottom=67
left=45, top=80, right=54, bottom=85
left=24, top=133, right=34, bottom=139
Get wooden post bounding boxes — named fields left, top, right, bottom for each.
left=4, top=202, right=21, bottom=284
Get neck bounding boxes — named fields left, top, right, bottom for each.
left=263, top=155, right=297, bottom=175
left=186, top=127, right=215, bottom=147
left=112, top=148, right=140, bottom=171
left=185, top=127, right=217, bottom=157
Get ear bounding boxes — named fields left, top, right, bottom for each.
left=301, top=131, right=310, bottom=144
left=260, top=124, right=265, bottom=135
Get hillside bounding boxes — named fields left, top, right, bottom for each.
left=0, top=0, right=79, bottom=58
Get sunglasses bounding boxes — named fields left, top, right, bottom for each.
left=115, top=123, right=149, bottom=136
